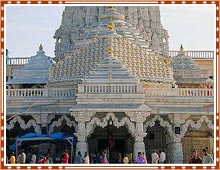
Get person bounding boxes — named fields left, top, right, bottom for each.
left=151, top=150, right=159, bottom=164
left=142, top=152, right=147, bottom=164
left=30, top=151, right=37, bottom=164
left=16, top=151, right=23, bottom=164
left=74, top=151, right=82, bottom=164
left=83, top=152, right=89, bottom=164
left=21, top=149, right=26, bottom=164
left=123, top=154, right=129, bottom=164
left=101, top=157, right=107, bottom=164
left=26, top=149, right=32, bottom=163
left=62, top=149, right=69, bottom=164
left=136, top=152, right=146, bottom=164
left=96, top=153, right=102, bottom=164
left=159, top=150, right=166, bottom=163
left=202, top=148, right=213, bottom=164
left=118, top=153, right=122, bottom=163
left=101, top=151, right=107, bottom=162
left=54, top=154, right=61, bottom=163
left=189, top=150, right=203, bottom=164
left=9, top=152, right=16, bottom=164
left=37, top=156, right=48, bottom=164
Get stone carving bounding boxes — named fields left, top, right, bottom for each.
left=7, top=116, right=41, bottom=133
left=144, top=115, right=173, bottom=135
left=167, top=142, right=183, bottom=163
left=85, top=113, right=136, bottom=137
left=50, top=7, right=174, bottom=87
left=48, top=115, right=78, bottom=134
left=7, top=45, right=52, bottom=86
left=54, top=6, right=169, bottom=61
left=181, top=116, right=214, bottom=138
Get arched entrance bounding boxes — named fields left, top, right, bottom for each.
left=88, top=125, right=134, bottom=163
left=144, top=120, right=167, bottom=163
left=181, top=116, right=214, bottom=163
left=85, top=112, right=136, bottom=163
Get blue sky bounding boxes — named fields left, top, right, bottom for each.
left=5, top=5, right=215, bottom=57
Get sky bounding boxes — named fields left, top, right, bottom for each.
left=5, top=5, right=215, bottom=57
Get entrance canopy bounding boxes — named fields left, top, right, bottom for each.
left=9, top=132, right=77, bottom=163
left=9, top=132, right=77, bottom=151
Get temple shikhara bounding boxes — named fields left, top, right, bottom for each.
left=6, top=6, right=214, bottom=164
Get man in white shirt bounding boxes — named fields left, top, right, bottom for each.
left=21, top=149, right=26, bottom=164
left=151, top=150, right=159, bottom=164
left=30, top=151, right=36, bottom=164
left=159, top=150, right=166, bottom=163
left=83, top=152, right=90, bottom=164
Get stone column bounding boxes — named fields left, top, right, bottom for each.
left=166, top=114, right=190, bottom=163
left=71, top=111, right=95, bottom=156
left=166, top=135, right=183, bottom=163
left=133, top=132, right=147, bottom=160
left=126, top=111, right=150, bottom=161
left=75, top=121, right=88, bottom=156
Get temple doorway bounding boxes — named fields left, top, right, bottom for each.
left=88, top=125, right=134, bottom=163
left=144, top=120, right=167, bottom=163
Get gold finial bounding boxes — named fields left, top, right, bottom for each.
left=180, top=44, right=184, bottom=51
left=108, top=22, right=115, bottom=30
left=39, top=44, right=43, bottom=50
left=108, top=48, right=113, bottom=54
left=108, top=17, right=115, bottom=31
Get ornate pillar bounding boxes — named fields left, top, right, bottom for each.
left=126, top=111, right=150, bottom=160
left=32, top=114, right=54, bottom=134
left=167, top=114, right=190, bottom=163
left=75, top=121, right=88, bottom=156
left=166, top=135, right=183, bottom=163
left=71, top=111, right=95, bottom=156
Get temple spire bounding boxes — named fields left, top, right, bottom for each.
left=180, top=44, right=184, bottom=51
left=39, top=44, right=43, bottom=50
left=37, top=44, right=45, bottom=54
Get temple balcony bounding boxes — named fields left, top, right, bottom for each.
left=6, top=88, right=214, bottom=116
left=144, top=88, right=213, bottom=98
left=6, top=88, right=213, bottom=98
left=6, top=57, right=30, bottom=65
left=6, top=88, right=76, bottom=97
left=169, top=50, right=214, bottom=59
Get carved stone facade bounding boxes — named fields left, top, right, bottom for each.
left=54, top=6, right=169, bottom=60
left=6, top=6, right=214, bottom=164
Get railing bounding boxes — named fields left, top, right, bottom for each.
left=169, top=51, right=214, bottom=59
left=6, top=57, right=30, bottom=65
left=83, top=85, right=137, bottom=93
left=6, top=88, right=76, bottom=97
left=6, top=89, right=44, bottom=97
left=48, top=88, right=76, bottom=97
left=6, top=88, right=213, bottom=98
left=145, top=88, right=213, bottom=97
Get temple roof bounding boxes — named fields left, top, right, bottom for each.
left=49, top=7, right=174, bottom=86
left=7, top=45, right=52, bottom=85
left=172, top=46, right=209, bottom=84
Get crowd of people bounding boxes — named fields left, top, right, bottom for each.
left=135, top=150, right=166, bottom=164
left=7, top=148, right=213, bottom=164
left=189, top=148, right=213, bottom=164
left=8, top=149, right=70, bottom=164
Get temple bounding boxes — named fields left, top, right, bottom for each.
left=6, top=6, right=214, bottom=164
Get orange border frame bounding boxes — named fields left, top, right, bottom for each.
left=0, top=1, right=219, bottom=170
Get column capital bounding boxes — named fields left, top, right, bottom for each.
left=168, top=114, right=190, bottom=126
left=134, top=132, right=147, bottom=142
left=71, top=111, right=95, bottom=122
left=32, top=114, right=49, bottom=125
left=166, top=133, right=182, bottom=144
left=74, top=132, right=88, bottom=141
left=126, top=111, right=150, bottom=123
